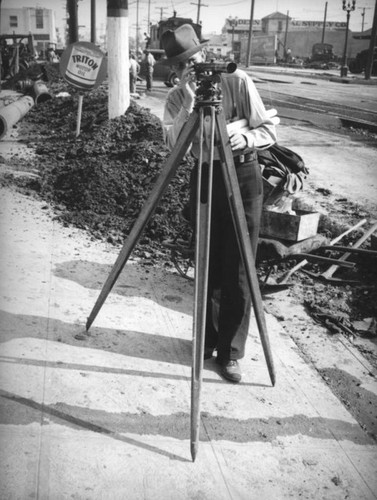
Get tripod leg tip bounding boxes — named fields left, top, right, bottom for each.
left=190, top=443, right=198, bottom=462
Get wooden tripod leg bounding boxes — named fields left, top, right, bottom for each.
left=86, top=111, right=200, bottom=331
left=191, top=106, right=215, bottom=462
left=215, top=112, right=276, bottom=387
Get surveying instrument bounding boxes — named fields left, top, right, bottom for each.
left=85, top=61, right=276, bottom=461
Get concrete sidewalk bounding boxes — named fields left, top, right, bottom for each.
left=0, top=187, right=376, bottom=499
left=0, top=88, right=377, bottom=498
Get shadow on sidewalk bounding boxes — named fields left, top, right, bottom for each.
left=53, top=259, right=193, bottom=316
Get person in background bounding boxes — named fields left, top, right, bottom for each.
left=143, top=49, right=155, bottom=91
left=129, top=53, right=140, bottom=93
left=47, top=47, right=56, bottom=63
left=144, top=32, right=151, bottom=49
left=161, top=24, right=277, bottom=383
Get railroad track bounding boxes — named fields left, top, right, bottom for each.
left=258, top=89, right=377, bottom=132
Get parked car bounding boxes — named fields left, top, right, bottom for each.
left=348, top=48, right=377, bottom=76
left=304, top=42, right=339, bottom=70
left=139, top=49, right=179, bottom=87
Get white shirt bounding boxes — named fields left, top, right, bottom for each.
left=163, top=69, right=277, bottom=158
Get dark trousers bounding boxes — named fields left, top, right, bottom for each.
left=146, top=68, right=153, bottom=91
left=129, top=73, right=137, bottom=93
left=190, top=158, right=263, bottom=361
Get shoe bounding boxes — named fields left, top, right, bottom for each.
left=218, top=360, right=242, bottom=383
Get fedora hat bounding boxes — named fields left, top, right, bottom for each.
left=161, top=24, right=209, bottom=64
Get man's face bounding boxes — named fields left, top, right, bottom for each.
left=172, top=50, right=205, bottom=78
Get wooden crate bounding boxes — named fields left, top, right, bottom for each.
left=260, top=209, right=320, bottom=242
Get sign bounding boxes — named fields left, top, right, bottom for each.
left=290, top=20, right=347, bottom=29
left=60, top=42, right=107, bottom=91
left=250, top=35, right=277, bottom=65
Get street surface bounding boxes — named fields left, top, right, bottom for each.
left=140, top=69, right=377, bottom=216
left=249, top=67, right=377, bottom=122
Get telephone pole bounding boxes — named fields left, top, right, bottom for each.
left=107, top=0, right=129, bottom=117
left=67, top=0, right=79, bottom=44
left=91, top=0, right=96, bottom=44
left=156, top=6, right=167, bottom=21
left=365, top=0, right=377, bottom=79
left=358, top=6, right=371, bottom=31
left=283, top=10, right=289, bottom=53
left=321, top=1, right=328, bottom=43
left=190, top=0, right=208, bottom=25
left=246, top=0, right=255, bottom=67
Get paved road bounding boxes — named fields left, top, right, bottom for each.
left=248, top=68, right=377, bottom=120
left=138, top=74, right=377, bottom=215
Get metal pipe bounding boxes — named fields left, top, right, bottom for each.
left=0, top=95, right=34, bottom=140
left=32, top=80, right=52, bottom=105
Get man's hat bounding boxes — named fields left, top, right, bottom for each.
left=161, top=24, right=209, bottom=64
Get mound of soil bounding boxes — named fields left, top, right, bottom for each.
left=10, top=82, right=194, bottom=256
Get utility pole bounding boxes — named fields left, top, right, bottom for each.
left=190, top=0, right=208, bottom=25
left=358, top=6, right=371, bottom=31
left=283, top=10, right=289, bottom=55
left=147, top=0, right=151, bottom=31
left=156, top=6, right=167, bottom=21
left=67, top=0, right=79, bottom=44
left=91, top=0, right=96, bottom=44
left=246, top=0, right=255, bottom=67
left=136, top=0, right=140, bottom=57
left=107, top=0, right=130, bottom=118
left=365, top=0, right=377, bottom=79
left=321, top=1, right=328, bottom=43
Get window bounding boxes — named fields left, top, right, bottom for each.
left=278, top=21, right=283, bottom=32
left=10, top=16, right=18, bottom=27
left=36, top=9, right=44, bottom=29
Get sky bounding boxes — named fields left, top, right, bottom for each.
left=2, top=0, right=376, bottom=40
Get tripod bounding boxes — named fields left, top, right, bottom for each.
left=85, top=67, right=275, bottom=461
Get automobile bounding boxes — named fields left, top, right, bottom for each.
left=139, top=49, right=179, bottom=87
left=348, top=48, right=377, bottom=76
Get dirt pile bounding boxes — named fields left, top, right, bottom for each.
left=8, top=82, right=193, bottom=257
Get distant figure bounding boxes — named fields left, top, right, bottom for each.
left=143, top=49, right=155, bottom=91
left=47, top=47, right=56, bottom=63
left=129, top=53, right=140, bottom=93
left=285, top=47, right=292, bottom=63
left=144, top=32, right=151, bottom=49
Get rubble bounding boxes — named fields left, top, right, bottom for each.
left=6, top=82, right=194, bottom=259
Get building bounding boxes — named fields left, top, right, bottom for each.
left=220, top=12, right=371, bottom=65
left=0, top=7, right=61, bottom=56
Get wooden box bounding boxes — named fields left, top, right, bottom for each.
left=260, top=209, right=320, bottom=242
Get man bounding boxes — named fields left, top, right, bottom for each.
left=161, top=24, right=277, bottom=383
left=129, top=53, right=140, bottom=94
left=143, top=49, right=155, bottom=91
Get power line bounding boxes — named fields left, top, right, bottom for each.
left=190, top=0, right=209, bottom=24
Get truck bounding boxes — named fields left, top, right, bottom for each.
left=140, top=12, right=203, bottom=86
left=148, top=12, right=202, bottom=52
left=0, top=34, right=38, bottom=80
left=305, top=43, right=338, bottom=69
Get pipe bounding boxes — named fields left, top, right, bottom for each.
left=32, top=80, right=52, bottom=104
left=0, top=95, right=34, bottom=140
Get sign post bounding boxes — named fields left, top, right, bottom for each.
left=59, top=42, right=107, bottom=136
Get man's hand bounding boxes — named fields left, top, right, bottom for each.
left=229, top=132, right=247, bottom=151
left=180, top=66, right=196, bottom=112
